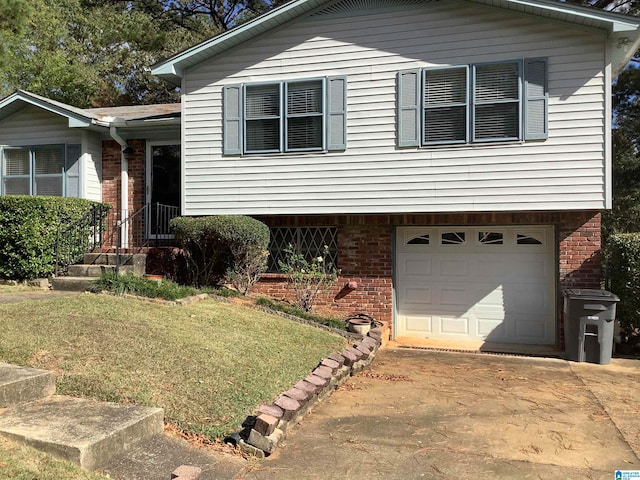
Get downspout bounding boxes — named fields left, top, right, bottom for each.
left=108, top=120, right=129, bottom=249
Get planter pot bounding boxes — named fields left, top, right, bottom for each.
left=347, top=318, right=371, bottom=335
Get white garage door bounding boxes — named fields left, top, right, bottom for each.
left=396, top=226, right=555, bottom=345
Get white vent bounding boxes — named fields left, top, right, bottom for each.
left=312, top=0, right=435, bottom=16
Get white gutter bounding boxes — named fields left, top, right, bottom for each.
left=106, top=118, right=130, bottom=249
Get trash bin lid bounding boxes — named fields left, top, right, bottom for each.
left=563, top=288, right=620, bottom=302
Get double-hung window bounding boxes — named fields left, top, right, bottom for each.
left=1, top=144, right=81, bottom=197
left=398, top=58, right=548, bottom=147
left=223, top=76, right=347, bottom=155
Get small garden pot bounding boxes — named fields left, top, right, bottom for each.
left=347, top=317, right=372, bottom=335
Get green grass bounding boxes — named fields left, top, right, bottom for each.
left=256, top=296, right=347, bottom=330
left=0, top=294, right=346, bottom=440
left=0, top=436, right=109, bottom=480
left=88, top=272, right=240, bottom=301
left=0, top=284, right=40, bottom=294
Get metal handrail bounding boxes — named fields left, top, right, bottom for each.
left=54, top=203, right=111, bottom=276
left=115, top=203, right=180, bottom=273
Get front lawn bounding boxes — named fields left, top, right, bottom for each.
left=0, top=294, right=346, bottom=440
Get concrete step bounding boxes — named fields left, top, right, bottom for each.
left=0, top=363, right=56, bottom=407
left=67, top=264, right=136, bottom=278
left=50, top=276, right=95, bottom=292
left=0, top=395, right=164, bottom=470
left=84, top=253, right=146, bottom=274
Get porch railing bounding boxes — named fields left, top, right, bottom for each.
left=54, top=203, right=180, bottom=275
left=54, top=203, right=111, bottom=275
left=99, top=203, right=181, bottom=251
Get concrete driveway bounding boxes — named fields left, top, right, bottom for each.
left=241, top=348, right=640, bottom=480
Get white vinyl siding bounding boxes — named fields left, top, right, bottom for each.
left=182, top=0, right=606, bottom=215
left=84, top=132, right=103, bottom=202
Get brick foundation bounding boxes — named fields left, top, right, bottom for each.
left=253, top=211, right=602, bottom=345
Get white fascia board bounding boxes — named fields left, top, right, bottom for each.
left=150, top=0, right=327, bottom=82
left=502, top=0, right=640, bottom=31
left=0, top=91, right=109, bottom=129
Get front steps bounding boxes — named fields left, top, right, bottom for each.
left=51, top=253, right=147, bottom=292
left=0, top=363, right=56, bottom=408
left=0, top=363, right=164, bottom=470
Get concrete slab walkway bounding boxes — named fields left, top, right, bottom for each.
left=242, top=348, right=640, bottom=480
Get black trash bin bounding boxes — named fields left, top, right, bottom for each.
left=563, top=289, right=620, bottom=364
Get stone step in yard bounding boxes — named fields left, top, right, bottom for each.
left=50, top=276, right=96, bottom=292
left=0, top=363, right=56, bottom=407
left=0, top=395, right=164, bottom=470
left=84, top=253, right=146, bottom=274
left=67, top=264, right=136, bottom=277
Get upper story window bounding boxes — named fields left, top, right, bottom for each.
left=398, top=58, right=548, bottom=147
left=223, top=77, right=347, bottom=155
left=1, top=144, right=81, bottom=197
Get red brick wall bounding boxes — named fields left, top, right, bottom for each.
left=101, top=139, right=146, bottom=247
left=253, top=211, right=602, bottom=342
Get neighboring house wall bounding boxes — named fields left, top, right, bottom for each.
left=253, top=211, right=601, bottom=338
left=182, top=0, right=606, bottom=216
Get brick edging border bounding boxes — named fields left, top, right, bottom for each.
left=233, top=326, right=384, bottom=458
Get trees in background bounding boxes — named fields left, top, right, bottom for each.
left=0, top=0, right=282, bottom=107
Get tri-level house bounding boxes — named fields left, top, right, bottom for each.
left=1, top=0, right=640, bottom=348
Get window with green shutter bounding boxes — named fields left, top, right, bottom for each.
left=398, top=58, right=547, bottom=147
left=1, top=144, right=80, bottom=197
left=223, top=76, right=347, bottom=155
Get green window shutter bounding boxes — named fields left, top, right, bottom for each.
left=65, top=144, right=81, bottom=197
left=397, top=70, right=420, bottom=147
left=524, top=58, right=548, bottom=140
left=327, top=76, right=347, bottom=151
left=223, top=84, right=243, bottom=155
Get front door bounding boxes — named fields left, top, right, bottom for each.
left=146, top=143, right=180, bottom=239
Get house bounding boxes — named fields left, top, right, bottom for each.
left=0, top=90, right=181, bottom=246
left=2, top=0, right=640, bottom=347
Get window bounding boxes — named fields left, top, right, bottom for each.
left=1, top=144, right=81, bottom=197
left=268, top=227, right=338, bottom=273
left=441, top=231, right=465, bottom=245
left=398, top=58, right=547, bottom=147
left=223, top=76, right=347, bottom=155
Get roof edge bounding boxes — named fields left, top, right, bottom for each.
left=150, top=0, right=640, bottom=84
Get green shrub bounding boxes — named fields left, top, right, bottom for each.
left=170, top=215, right=269, bottom=291
left=89, top=272, right=207, bottom=301
left=0, top=196, right=109, bottom=280
left=604, top=233, right=640, bottom=337
left=278, top=244, right=339, bottom=312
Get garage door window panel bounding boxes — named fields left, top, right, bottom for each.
left=441, top=231, right=466, bottom=245
left=478, top=231, right=504, bottom=245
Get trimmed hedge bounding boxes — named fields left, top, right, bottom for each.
left=604, top=233, right=640, bottom=336
left=0, top=196, right=109, bottom=280
left=170, top=215, right=269, bottom=290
